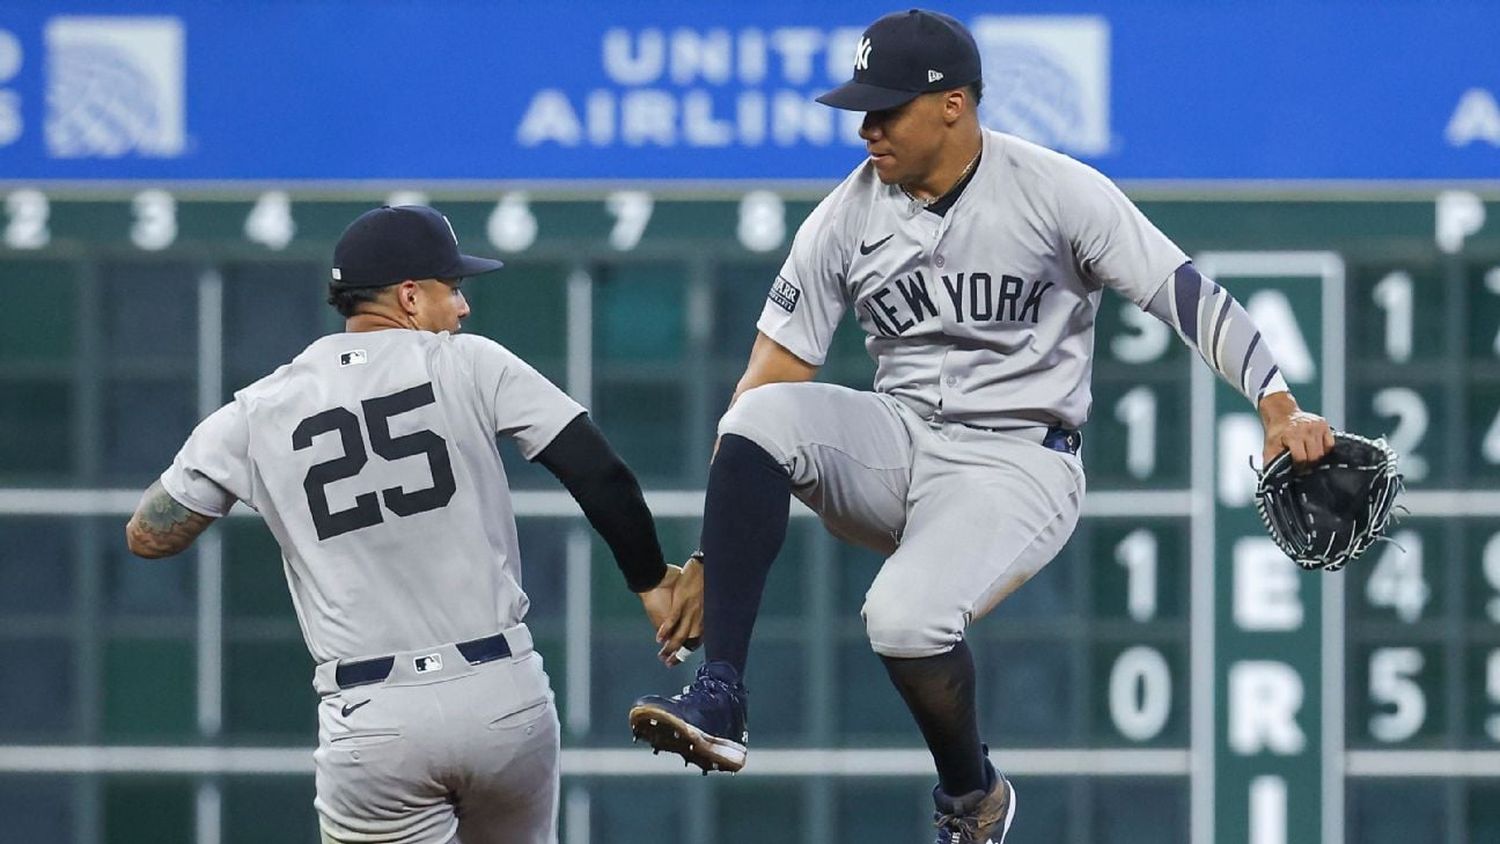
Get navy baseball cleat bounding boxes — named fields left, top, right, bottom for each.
left=932, top=755, right=1016, bottom=844
left=629, top=660, right=748, bottom=774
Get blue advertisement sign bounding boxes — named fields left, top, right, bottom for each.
left=0, top=1, right=1496, bottom=182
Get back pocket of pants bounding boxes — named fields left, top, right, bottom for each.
left=485, top=699, right=551, bottom=733
left=328, top=729, right=402, bottom=749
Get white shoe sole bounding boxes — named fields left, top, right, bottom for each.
left=628, top=704, right=747, bottom=773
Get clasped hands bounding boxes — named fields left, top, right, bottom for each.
left=638, top=555, right=704, bottom=667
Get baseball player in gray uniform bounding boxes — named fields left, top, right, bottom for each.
left=631, top=9, right=1333, bottom=844
left=125, top=205, right=703, bottom=844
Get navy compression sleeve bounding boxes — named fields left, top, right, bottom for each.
left=534, top=414, right=668, bottom=592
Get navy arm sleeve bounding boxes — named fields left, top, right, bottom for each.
left=533, top=414, right=668, bottom=593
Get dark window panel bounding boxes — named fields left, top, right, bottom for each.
left=103, top=775, right=194, bottom=844
left=591, top=637, right=675, bottom=744
left=711, top=261, right=780, bottom=384
left=1000, top=776, right=1073, bottom=844
left=835, top=779, right=928, bottom=841
left=594, top=262, right=686, bottom=362
left=1092, top=778, right=1189, bottom=844
left=0, top=259, right=78, bottom=364
left=713, top=778, right=803, bottom=844
left=0, top=775, right=72, bottom=843
left=1347, top=779, right=1447, bottom=844
left=462, top=259, right=570, bottom=386
left=222, top=261, right=326, bottom=395
left=0, top=637, right=74, bottom=738
left=100, top=262, right=199, bottom=365
left=224, top=639, right=318, bottom=740
left=588, top=778, right=688, bottom=841
left=739, top=640, right=807, bottom=742
left=224, top=520, right=294, bottom=621
left=0, top=379, right=73, bottom=481
left=836, top=638, right=918, bottom=743
left=979, top=640, right=1076, bottom=746
left=103, top=517, right=197, bottom=618
left=1468, top=780, right=1500, bottom=844
left=592, top=380, right=688, bottom=485
left=102, top=637, right=195, bottom=740
left=591, top=517, right=700, bottom=622
left=514, top=517, right=570, bottom=624
left=0, top=517, right=76, bottom=615
left=223, top=775, right=319, bottom=844
left=100, top=377, right=197, bottom=485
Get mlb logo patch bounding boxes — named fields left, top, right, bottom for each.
left=413, top=653, right=443, bottom=674
left=768, top=277, right=801, bottom=314
left=339, top=350, right=367, bottom=367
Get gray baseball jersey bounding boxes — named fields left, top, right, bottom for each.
left=757, top=128, right=1188, bottom=430
left=160, top=328, right=584, bottom=664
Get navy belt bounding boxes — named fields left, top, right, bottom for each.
left=1041, top=425, right=1083, bottom=456
left=335, top=632, right=513, bottom=689
left=957, top=422, right=1082, bottom=455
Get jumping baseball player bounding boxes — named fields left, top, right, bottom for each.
left=126, top=205, right=703, bottom=844
left=630, top=10, right=1333, bottom=843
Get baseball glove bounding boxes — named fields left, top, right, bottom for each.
left=1254, top=431, right=1404, bottom=572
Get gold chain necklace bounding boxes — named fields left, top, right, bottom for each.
left=901, top=147, right=982, bottom=208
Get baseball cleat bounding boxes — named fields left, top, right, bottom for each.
left=931, top=756, right=1016, bottom=844
left=628, top=660, right=749, bottom=774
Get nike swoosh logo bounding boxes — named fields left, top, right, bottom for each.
left=341, top=699, right=371, bottom=717
left=859, top=234, right=893, bottom=255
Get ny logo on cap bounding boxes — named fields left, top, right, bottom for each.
left=854, top=36, right=872, bottom=71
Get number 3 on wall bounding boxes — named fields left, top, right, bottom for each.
left=293, top=382, right=457, bottom=540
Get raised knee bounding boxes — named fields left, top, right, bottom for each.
left=861, top=590, right=963, bottom=658
left=717, top=382, right=805, bottom=451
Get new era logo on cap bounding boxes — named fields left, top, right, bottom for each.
left=928, top=69, right=944, bottom=83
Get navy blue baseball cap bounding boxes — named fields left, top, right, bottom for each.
left=817, top=9, right=981, bottom=112
left=331, top=205, right=503, bottom=289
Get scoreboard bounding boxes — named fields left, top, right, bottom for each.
left=1, top=186, right=1499, bottom=844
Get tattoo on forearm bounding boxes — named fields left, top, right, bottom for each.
left=126, top=480, right=215, bottom=558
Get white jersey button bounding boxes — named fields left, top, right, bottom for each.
left=935, top=255, right=946, bottom=267
left=945, top=375, right=958, bottom=386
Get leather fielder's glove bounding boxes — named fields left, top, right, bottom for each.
left=1254, top=431, right=1404, bottom=572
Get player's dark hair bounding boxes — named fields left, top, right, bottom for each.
left=327, top=283, right=389, bottom=318
left=966, top=79, right=984, bottom=106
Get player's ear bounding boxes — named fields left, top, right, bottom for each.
left=942, top=88, right=966, bottom=123
left=395, top=280, right=421, bottom=315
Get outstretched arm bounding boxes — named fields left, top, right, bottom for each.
left=125, top=480, right=217, bottom=558
left=534, top=414, right=701, bottom=663
left=1144, top=262, right=1333, bottom=465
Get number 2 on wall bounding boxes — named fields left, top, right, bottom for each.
left=292, top=382, right=457, bottom=540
